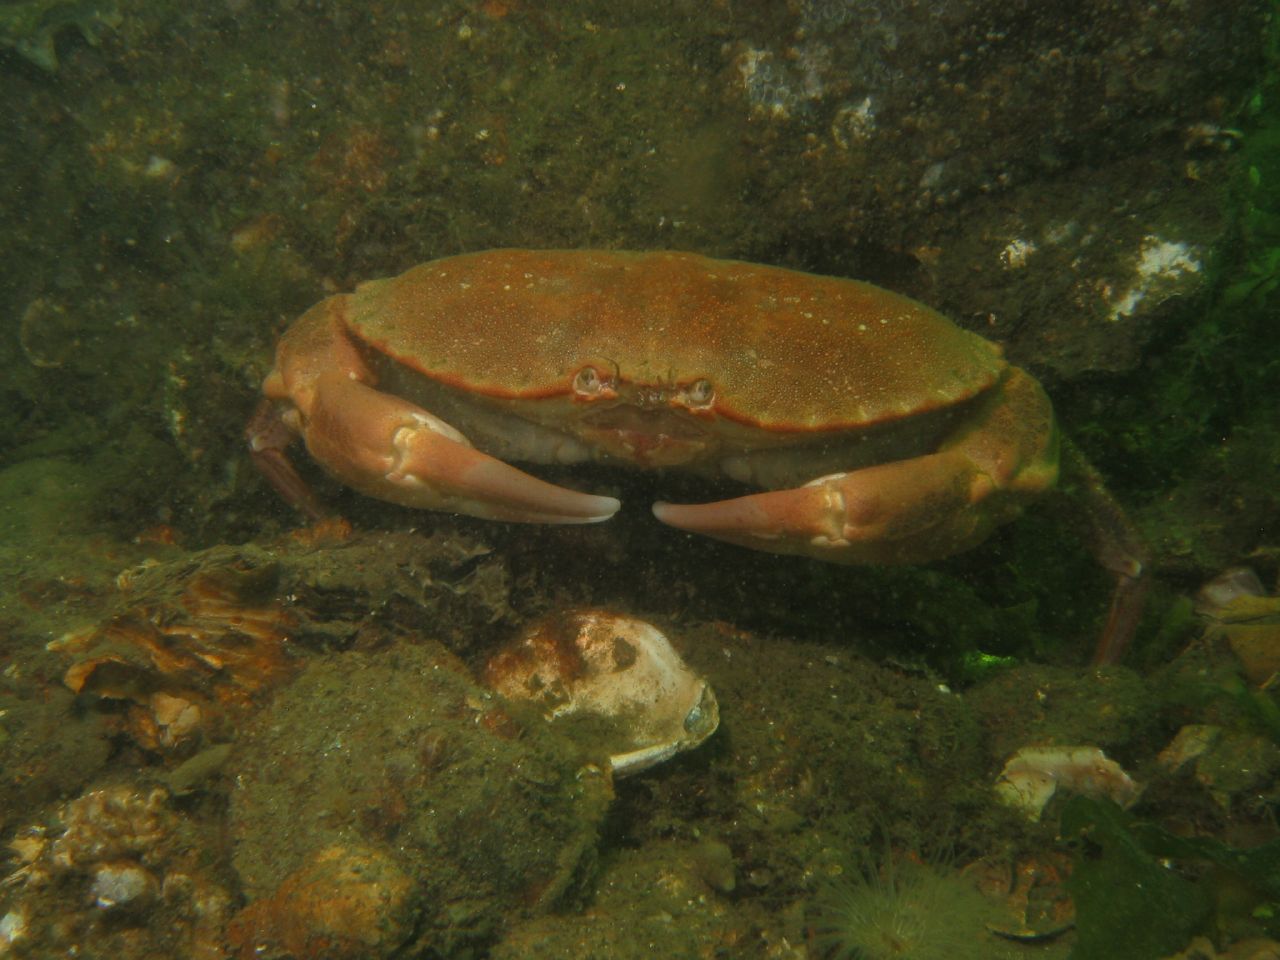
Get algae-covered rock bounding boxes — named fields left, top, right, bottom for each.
left=0, top=687, right=110, bottom=831
left=227, top=640, right=611, bottom=958
left=967, top=664, right=1160, bottom=760
left=491, top=839, right=742, bottom=959
left=46, top=525, right=514, bottom=754
left=226, top=844, right=419, bottom=960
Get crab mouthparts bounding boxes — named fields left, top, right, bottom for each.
left=579, top=406, right=711, bottom=467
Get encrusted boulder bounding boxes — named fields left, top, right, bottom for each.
left=227, top=640, right=611, bottom=958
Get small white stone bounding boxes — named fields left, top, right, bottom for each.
left=91, top=862, right=156, bottom=909
left=1000, top=238, right=1037, bottom=269
left=143, top=155, right=176, bottom=180
left=0, top=908, right=29, bottom=949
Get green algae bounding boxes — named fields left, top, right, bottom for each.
left=1061, top=16, right=1280, bottom=578
left=0, top=0, right=120, bottom=71
left=1065, top=798, right=1211, bottom=960
left=1064, top=797, right=1280, bottom=957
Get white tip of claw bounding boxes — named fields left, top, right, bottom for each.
left=466, top=458, right=620, bottom=523
left=570, top=494, right=622, bottom=524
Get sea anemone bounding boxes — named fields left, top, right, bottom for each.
left=812, top=858, right=1045, bottom=960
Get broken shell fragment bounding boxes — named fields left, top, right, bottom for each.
left=48, top=563, right=298, bottom=750
left=483, top=609, right=719, bottom=776
left=995, top=746, right=1141, bottom=820
left=1194, top=566, right=1266, bottom=616
left=1195, top=566, right=1280, bottom=687
left=1157, top=724, right=1222, bottom=773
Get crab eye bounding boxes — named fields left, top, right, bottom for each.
left=573, top=366, right=604, bottom=397
left=684, top=378, right=715, bottom=408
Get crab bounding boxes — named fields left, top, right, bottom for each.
left=247, top=248, right=1060, bottom=570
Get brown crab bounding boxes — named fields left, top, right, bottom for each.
left=247, top=249, right=1060, bottom=569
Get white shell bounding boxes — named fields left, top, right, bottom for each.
left=483, top=609, right=719, bottom=776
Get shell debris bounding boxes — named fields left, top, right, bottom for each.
left=484, top=608, right=719, bottom=776
left=995, top=745, right=1141, bottom=820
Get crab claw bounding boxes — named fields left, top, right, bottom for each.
left=305, top=372, right=620, bottom=524
left=655, top=366, right=1058, bottom=565
left=653, top=450, right=1008, bottom=565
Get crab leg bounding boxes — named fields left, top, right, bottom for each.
left=247, top=398, right=330, bottom=521
left=1056, top=438, right=1150, bottom=665
left=653, top=367, right=1059, bottom=566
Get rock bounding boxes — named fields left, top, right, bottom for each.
left=90, top=860, right=157, bottom=910
left=226, top=845, right=418, bottom=960
left=228, top=640, right=611, bottom=955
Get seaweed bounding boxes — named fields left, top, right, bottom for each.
left=1216, top=675, right=1280, bottom=746
left=1063, top=15, right=1280, bottom=537
left=1062, top=796, right=1280, bottom=959
left=0, top=0, right=120, bottom=71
